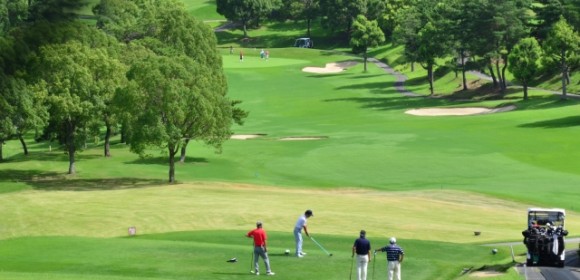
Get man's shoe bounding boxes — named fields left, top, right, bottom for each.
left=255, top=271, right=260, bottom=275
left=296, top=254, right=303, bottom=258
left=267, top=272, right=275, bottom=276
left=300, top=252, right=307, bottom=255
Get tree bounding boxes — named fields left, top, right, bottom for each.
left=216, top=0, right=280, bottom=37
left=393, top=5, right=422, bottom=71
left=350, top=14, right=385, bottom=72
left=283, top=0, right=320, bottom=38
left=319, top=0, right=367, bottom=38
left=124, top=52, right=239, bottom=183
left=508, top=37, right=542, bottom=100
left=416, top=21, right=450, bottom=95
left=36, top=40, right=125, bottom=174
left=544, top=16, right=580, bottom=99
left=103, top=0, right=246, bottom=183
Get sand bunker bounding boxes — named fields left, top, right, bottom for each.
left=470, top=271, right=504, bottom=278
left=302, top=61, right=358, bottom=74
left=279, top=136, right=328, bottom=141
left=405, top=105, right=516, bottom=116
left=230, top=134, right=266, bottom=140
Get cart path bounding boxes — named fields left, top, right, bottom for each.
left=369, top=58, right=580, bottom=99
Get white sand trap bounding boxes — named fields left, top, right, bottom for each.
left=406, top=105, right=516, bottom=116
left=302, top=61, right=358, bottom=74
left=230, top=134, right=265, bottom=140
left=279, top=136, right=328, bottom=141
left=470, top=271, right=504, bottom=278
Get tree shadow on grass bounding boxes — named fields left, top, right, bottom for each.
left=0, top=169, right=166, bottom=191
left=518, top=116, right=580, bottom=129
left=325, top=95, right=447, bottom=112
left=126, top=156, right=209, bottom=166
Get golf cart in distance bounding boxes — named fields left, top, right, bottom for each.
left=522, top=208, right=568, bottom=267
left=294, top=38, right=313, bottom=48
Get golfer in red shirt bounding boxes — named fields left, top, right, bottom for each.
left=246, top=221, right=275, bottom=276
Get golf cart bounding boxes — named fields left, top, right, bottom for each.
left=294, top=38, right=313, bottom=48
left=522, top=208, right=568, bottom=267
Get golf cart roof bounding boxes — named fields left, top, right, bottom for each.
left=297, top=37, right=310, bottom=40
left=528, top=208, right=565, bottom=214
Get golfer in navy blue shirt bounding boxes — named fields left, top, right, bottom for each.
left=352, top=230, right=371, bottom=280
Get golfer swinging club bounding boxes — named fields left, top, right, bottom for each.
left=246, top=221, right=275, bottom=276
left=375, top=237, right=404, bottom=280
left=294, top=209, right=313, bottom=257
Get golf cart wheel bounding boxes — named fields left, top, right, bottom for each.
left=526, top=259, right=533, bottom=266
left=557, top=261, right=565, bottom=268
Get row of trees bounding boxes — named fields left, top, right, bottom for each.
left=393, top=0, right=580, bottom=98
left=0, top=0, right=247, bottom=183
left=217, top=0, right=580, bottom=98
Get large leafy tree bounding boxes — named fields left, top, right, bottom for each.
left=350, top=15, right=385, bottom=72
left=124, top=53, right=238, bottom=183
left=508, top=37, right=542, bottom=100
left=99, top=0, right=246, bottom=182
left=543, top=16, right=580, bottom=99
left=36, top=40, right=125, bottom=174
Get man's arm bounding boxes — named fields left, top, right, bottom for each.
left=399, top=252, right=404, bottom=263
left=352, top=246, right=356, bottom=258
left=303, top=225, right=309, bottom=237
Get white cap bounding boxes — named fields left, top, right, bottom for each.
left=389, top=237, right=396, bottom=244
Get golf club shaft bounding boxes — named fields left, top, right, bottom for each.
left=310, top=236, right=331, bottom=255
left=349, top=256, right=354, bottom=280
left=372, top=251, right=376, bottom=280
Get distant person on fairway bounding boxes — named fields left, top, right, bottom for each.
left=375, top=237, right=404, bottom=280
left=294, top=209, right=313, bottom=257
left=239, top=50, right=244, bottom=62
left=265, top=50, right=270, bottom=60
left=229, top=45, right=233, bottom=55
left=352, top=230, right=371, bottom=280
left=246, top=221, right=275, bottom=276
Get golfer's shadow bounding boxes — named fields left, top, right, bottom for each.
left=267, top=253, right=292, bottom=257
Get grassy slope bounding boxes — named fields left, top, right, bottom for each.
left=0, top=231, right=523, bottom=280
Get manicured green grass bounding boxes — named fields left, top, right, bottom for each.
left=0, top=231, right=523, bottom=280
left=4, top=19, right=580, bottom=279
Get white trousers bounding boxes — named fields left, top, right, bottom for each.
left=356, top=254, right=369, bottom=280
left=293, top=228, right=303, bottom=255
left=388, top=261, right=401, bottom=280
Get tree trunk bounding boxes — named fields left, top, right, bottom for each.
left=104, top=122, right=112, bottom=157
left=19, top=134, right=28, bottom=156
left=66, top=122, right=76, bottom=174
left=363, top=48, right=368, bottom=72
left=461, top=51, right=467, bottom=90
left=180, top=138, right=190, bottom=163
left=501, top=54, right=509, bottom=90
left=243, top=19, right=248, bottom=38
left=495, top=59, right=504, bottom=94
left=561, top=49, right=567, bottom=99
left=168, top=146, right=177, bottom=183
left=307, top=18, right=311, bottom=38
left=523, top=81, right=528, bottom=100
left=0, top=141, right=3, bottom=161
left=411, top=62, right=415, bottom=72
left=487, top=64, right=498, bottom=89
left=427, top=64, right=434, bottom=95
